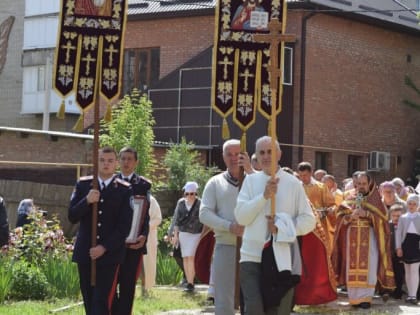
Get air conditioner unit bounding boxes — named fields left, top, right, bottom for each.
left=368, top=151, right=391, bottom=171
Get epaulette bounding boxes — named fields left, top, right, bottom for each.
left=115, top=177, right=131, bottom=187
left=139, top=176, right=152, bottom=184
left=79, top=175, right=93, bottom=181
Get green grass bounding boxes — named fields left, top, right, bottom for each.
left=0, top=287, right=207, bottom=315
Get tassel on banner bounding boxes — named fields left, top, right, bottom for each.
left=104, top=103, right=112, bottom=122
left=72, top=112, right=84, bottom=132
left=222, top=118, right=230, bottom=140
left=56, top=100, right=65, bottom=119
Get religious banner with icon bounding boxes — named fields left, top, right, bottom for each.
left=212, top=0, right=285, bottom=141
left=54, top=0, right=127, bottom=112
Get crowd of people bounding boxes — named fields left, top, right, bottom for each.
left=2, top=139, right=420, bottom=315
left=174, top=136, right=419, bottom=315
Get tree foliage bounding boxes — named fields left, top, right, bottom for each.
left=403, top=75, right=420, bottom=111
left=163, top=137, right=219, bottom=195
left=100, top=89, right=156, bottom=178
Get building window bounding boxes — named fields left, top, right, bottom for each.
left=347, top=155, right=362, bottom=177
left=37, top=66, right=45, bottom=91
left=283, top=46, right=293, bottom=85
left=122, top=48, right=160, bottom=96
left=23, top=66, right=45, bottom=93
left=315, top=151, right=329, bottom=172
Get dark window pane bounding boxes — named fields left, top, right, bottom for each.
left=122, top=48, right=160, bottom=95
left=347, top=155, right=362, bottom=177
left=150, top=48, right=160, bottom=86
left=283, top=47, right=292, bottom=85
left=315, top=151, right=329, bottom=171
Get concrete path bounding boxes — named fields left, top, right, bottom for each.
left=158, top=285, right=420, bottom=315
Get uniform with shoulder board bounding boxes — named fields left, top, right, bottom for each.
left=69, top=173, right=133, bottom=315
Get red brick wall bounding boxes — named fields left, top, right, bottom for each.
left=290, top=12, right=420, bottom=184
left=83, top=15, right=214, bottom=128
left=125, top=15, right=215, bottom=78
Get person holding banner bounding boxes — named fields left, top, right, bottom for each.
left=234, top=136, right=315, bottom=315
left=68, top=146, right=133, bottom=315
left=199, top=139, right=253, bottom=315
left=112, top=146, right=151, bottom=315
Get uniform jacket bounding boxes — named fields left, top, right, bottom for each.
left=119, top=173, right=151, bottom=255
left=69, top=175, right=133, bottom=266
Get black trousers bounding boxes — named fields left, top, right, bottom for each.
left=78, top=262, right=119, bottom=315
left=392, top=256, right=405, bottom=297
left=112, top=249, right=143, bottom=315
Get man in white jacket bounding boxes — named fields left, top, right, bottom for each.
left=234, top=136, right=315, bottom=315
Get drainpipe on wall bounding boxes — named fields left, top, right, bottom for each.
left=298, top=11, right=316, bottom=162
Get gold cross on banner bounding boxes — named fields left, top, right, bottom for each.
left=218, top=56, right=234, bottom=80
left=82, top=53, right=96, bottom=76
left=104, top=44, right=118, bottom=67
left=61, top=40, right=76, bottom=64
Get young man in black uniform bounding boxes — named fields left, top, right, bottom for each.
left=68, top=146, right=133, bottom=315
left=112, top=146, right=151, bottom=315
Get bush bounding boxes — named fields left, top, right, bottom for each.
left=157, top=218, right=173, bottom=256
left=156, top=251, right=183, bottom=285
left=4, top=209, right=76, bottom=301
left=9, top=211, right=72, bottom=267
left=163, top=137, right=219, bottom=195
left=41, top=254, right=80, bottom=299
left=0, top=256, right=12, bottom=303
left=10, top=261, right=49, bottom=300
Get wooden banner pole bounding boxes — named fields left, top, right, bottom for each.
left=90, top=38, right=103, bottom=286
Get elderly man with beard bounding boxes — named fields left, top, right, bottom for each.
left=333, top=171, right=395, bottom=309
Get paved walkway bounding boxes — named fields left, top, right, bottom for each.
left=158, top=285, right=420, bottom=315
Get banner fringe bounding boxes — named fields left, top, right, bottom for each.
left=104, top=103, right=112, bottom=122
left=222, top=118, right=230, bottom=140
left=56, top=100, right=65, bottom=120
left=72, top=112, right=84, bottom=132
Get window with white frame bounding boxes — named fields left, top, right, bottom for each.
left=283, top=46, right=293, bottom=85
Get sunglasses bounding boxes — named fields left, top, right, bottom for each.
left=184, top=192, right=196, bottom=196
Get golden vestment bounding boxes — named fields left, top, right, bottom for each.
left=332, top=187, right=395, bottom=304
left=303, top=180, right=336, bottom=250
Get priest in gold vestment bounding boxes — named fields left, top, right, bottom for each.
left=332, top=171, right=395, bottom=309
left=297, top=162, right=336, bottom=249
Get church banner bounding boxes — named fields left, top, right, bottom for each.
left=212, top=0, right=285, bottom=132
left=54, top=0, right=127, bottom=111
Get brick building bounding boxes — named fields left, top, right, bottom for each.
left=127, top=0, right=420, bottom=183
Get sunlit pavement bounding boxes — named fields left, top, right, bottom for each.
left=157, top=285, right=420, bottom=314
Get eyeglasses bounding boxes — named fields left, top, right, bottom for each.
left=184, top=192, right=196, bottom=196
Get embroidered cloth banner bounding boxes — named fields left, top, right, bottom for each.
left=212, top=0, right=285, bottom=131
left=54, top=0, right=127, bottom=110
